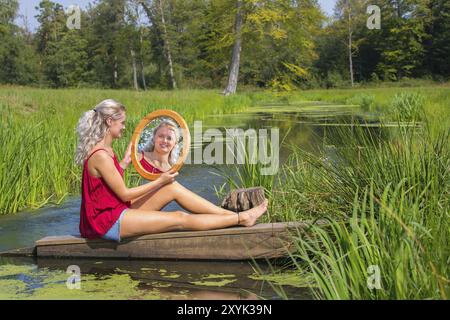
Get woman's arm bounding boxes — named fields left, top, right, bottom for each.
left=94, top=152, right=178, bottom=202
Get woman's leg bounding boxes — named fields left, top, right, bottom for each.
left=120, top=200, right=268, bottom=239
left=131, top=181, right=235, bottom=215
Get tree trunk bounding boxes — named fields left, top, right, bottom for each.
left=348, top=4, right=354, bottom=87
left=141, top=61, right=147, bottom=90
left=139, top=0, right=177, bottom=89
left=131, top=49, right=139, bottom=90
left=158, top=0, right=177, bottom=89
left=223, top=0, right=243, bottom=96
left=139, top=28, right=147, bottom=90
left=114, top=55, right=118, bottom=87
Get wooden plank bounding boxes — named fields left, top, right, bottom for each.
left=0, top=246, right=36, bottom=257
left=34, top=222, right=306, bottom=260
left=35, top=222, right=305, bottom=246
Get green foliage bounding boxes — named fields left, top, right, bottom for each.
left=325, top=71, right=349, bottom=88
left=390, top=92, right=425, bottom=122
left=346, top=93, right=377, bottom=112
left=44, top=31, right=89, bottom=87
left=290, top=180, right=449, bottom=299
left=0, top=0, right=39, bottom=84
left=427, top=0, right=450, bottom=76
left=284, top=124, right=449, bottom=299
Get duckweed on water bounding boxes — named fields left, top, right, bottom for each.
left=0, top=264, right=35, bottom=277
left=0, top=279, right=28, bottom=299
left=149, top=281, right=172, bottom=288
left=189, top=274, right=237, bottom=287
left=162, top=273, right=181, bottom=279
left=0, top=264, right=161, bottom=300
left=140, top=267, right=157, bottom=272
left=30, top=274, right=161, bottom=300
left=114, top=267, right=137, bottom=274
left=189, top=279, right=237, bottom=287
left=200, top=274, right=235, bottom=280
left=248, top=271, right=316, bottom=288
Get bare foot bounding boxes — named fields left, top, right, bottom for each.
left=238, top=199, right=268, bottom=227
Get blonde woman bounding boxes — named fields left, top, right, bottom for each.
left=137, top=119, right=180, bottom=174
left=75, top=99, right=268, bottom=243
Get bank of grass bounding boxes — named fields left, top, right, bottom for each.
left=278, top=125, right=449, bottom=299
left=0, top=87, right=253, bottom=214
left=219, top=86, right=449, bottom=299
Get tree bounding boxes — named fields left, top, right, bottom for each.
left=241, top=0, right=324, bottom=90
left=204, top=0, right=324, bottom=93
left=44, top=30, right=88, bottom=87
left=425, top=0, right=450, bottom=77
left=0, top=0, right=40, bottom=84
left=333, top=0, right=368, bottom=86
left=138, top=0, right=178, bottom=89
left=371, top=0, right=429, bottom=80
left=82, top=0, right=135, bottom=88
left=34, top=0, right=88, bottom=87
left=222, top=0, right=243, bottom=95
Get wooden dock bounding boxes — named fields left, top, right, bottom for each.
left=30, top=222, right=305, bottom=260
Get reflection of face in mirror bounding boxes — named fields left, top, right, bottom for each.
left=136, top=117, right=182, bottom=174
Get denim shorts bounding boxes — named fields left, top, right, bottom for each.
left=101, top=209, right=127, bottom=243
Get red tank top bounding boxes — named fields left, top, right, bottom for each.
left=79, top=148, right=131, bottom=239
left=140, top=151, right=163, bottom=173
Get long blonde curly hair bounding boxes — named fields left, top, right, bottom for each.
left=75, top=99, right=126, bottom=166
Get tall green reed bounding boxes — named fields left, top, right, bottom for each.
left=211, top=127, right=289, bottom=222
left=289, top=181, right=449, bottom=299
left=270, top=120, right=449, bottom=299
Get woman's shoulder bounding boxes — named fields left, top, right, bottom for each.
left=87, top=148, right=116, bottom=170
left=86, top=148, right=116, bottom=178
left=141, top=151, right=156, bottom=162
left=88, top=148, right=114, bottom=160
left=141, top=152, right=165, bottom=171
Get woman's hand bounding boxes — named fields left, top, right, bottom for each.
left=120, top=141, right=133, bottom=170
left=157, top=170, right=179, bottom=186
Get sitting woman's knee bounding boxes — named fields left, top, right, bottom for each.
left=172, top=210, right=189, bottom=230
left=162, top=181, right=181, bottom=193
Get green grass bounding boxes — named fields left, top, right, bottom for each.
left=295, top=84, right=450, bottom=135
left=280, top=126, right=449, bottom=299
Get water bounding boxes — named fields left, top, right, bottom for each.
left=0, top=102, right=386, bottom=299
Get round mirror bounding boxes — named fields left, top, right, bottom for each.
left=131, top=109, right=190, bottom=180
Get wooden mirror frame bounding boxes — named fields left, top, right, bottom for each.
left=131, top=109, right=190, bottom=180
